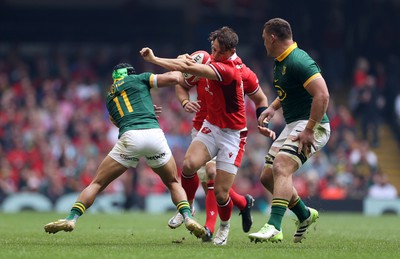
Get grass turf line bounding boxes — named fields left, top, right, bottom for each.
left=0, top=211, right=399, bottom=259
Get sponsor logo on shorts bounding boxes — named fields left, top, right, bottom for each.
left=229, top=152, right=233, bottom=158
left=201, top=127, right=211, bottom=134
left=146, top=152, right=166, bottom=160
left=120, top=154, right=139, bottom=161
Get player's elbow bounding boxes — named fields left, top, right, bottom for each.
left=318, top=90, right=330, bottom=108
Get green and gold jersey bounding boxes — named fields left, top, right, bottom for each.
left=273, top=42, right=329, bottom=124
left=106, top=72, right=159, bottom=138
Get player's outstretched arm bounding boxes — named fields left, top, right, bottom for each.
left=140, top=47, right=218, bottom=80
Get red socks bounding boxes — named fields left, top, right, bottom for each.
left=204, top=180, right=218, bottom=233
left=229, top=188, right=247, bottom=211
left=181, top=173, right=199, bottom=202
left=217, top=196, right=233, bottom=222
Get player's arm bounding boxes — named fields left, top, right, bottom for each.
left=154, top=71, right=184, bottom=88
left=140, top=47, right=218, bottom=80
left=175, top=84, right=201, bottom=113
left=248, top=87, right=269, bottom=115
left=293, top=75, right=329, bottom=154
left=257, top=97, right=281, bottom=126
left=304, top=75, right=330, bottom=130
left=249, top=88, right=276, bottom=139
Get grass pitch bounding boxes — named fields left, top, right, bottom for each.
left=0, top=211, right=399, bottom=259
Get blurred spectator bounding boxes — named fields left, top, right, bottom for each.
left=347, top=174, right=369, bottom=199
left=354, top=75, right=382, bottom=147
left=319, top=170, right=347, bottom=200
left=368, top=174, right=398, bottom=199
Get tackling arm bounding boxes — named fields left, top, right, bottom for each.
left=140, top=47, right=218, bottom=80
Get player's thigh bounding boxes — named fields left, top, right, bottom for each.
left=274, top=153, right=299, bottom=176
left=185, top=140, right=212, bottom=168
left=92, top=155, right=127, bottom=186
left=152, top=156, right=179, bottom=185
left=143, top=129, right=173, bottom=168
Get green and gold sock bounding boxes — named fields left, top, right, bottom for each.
left=267, top=198, right=289, bottom=230
left=66, top=201, right=86, bottom=221
left=289, top=197, right=310, bottom=222
left=177, top=200, right=192, bottom=219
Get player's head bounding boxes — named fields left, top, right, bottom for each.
left=112, top=63, right=136, bottom=81
left=262, top=18, right=293, bottom=57
left=263, top=18, right=292, bottom=40
left=208, top=26, right=238, bottom=61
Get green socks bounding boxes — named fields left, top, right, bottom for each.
left=177, top=200, right=192, bottom=219
left=66, top=201, right=86, bottom=221
left=289, top=197, right=310, bottom=222
left=268, top=198, right=289, bottom=230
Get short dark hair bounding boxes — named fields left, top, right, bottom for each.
left=112, top=63, right=136, bottom=80
left=113, top=63, right=136, bottom=75
left=263, top=18, right=292, bottom=40
left=208, top=26, right=239, bottom=52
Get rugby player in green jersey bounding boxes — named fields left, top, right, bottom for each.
left=249, top=18, right=331, bottom=243
left=44, top=63, right=206, bottom=239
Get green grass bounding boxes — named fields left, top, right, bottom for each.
left=0, top=211, right=399, bottom=259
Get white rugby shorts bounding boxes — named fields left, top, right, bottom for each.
left=108, top=128, right=172, bottom=169
left=193, top=120, right=247, bottom=175
left=267, top=120, right=330, bottom=167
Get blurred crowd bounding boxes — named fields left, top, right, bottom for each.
left=0, top=43, right=398, bottom=210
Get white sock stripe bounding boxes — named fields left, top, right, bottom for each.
left=181, top=173, right=196, bottom=179
left=217, top=197, right=231, bottom=207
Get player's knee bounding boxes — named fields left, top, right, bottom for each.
left=272, top=158, right=294, bottom=177
left=205, top=163, right=216, bottom=180
left=214, top=188, right=229, bottom=204
left=182, top=158, right=197, bottom=174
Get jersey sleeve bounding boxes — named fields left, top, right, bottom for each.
left=208, top=61, right=235, bottom=84
left=138, top=72, right=154, bottom=88
left=243, top=67, right=260, bottom=96
left=292, top=55, right=321, bottom=88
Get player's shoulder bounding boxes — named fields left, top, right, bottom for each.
left=290, top=47, right=314, bottom=63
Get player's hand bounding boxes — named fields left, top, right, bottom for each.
left=140, top=47, right=155, bottom=61
left=184, top=100, right=201, bottom=113
left=257, top=107, right=275, bottom=127
left=177, top=54, right=191, bottom=60
left=291, top=128, right=316, bottom=155
left=153, top=104, right=162, bottom=118
left=257, top=124, right=276, bottom=140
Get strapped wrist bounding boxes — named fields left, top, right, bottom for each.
left=256, top=106, right=268, bottom=119
left=181, top=99, right=189, bottom=108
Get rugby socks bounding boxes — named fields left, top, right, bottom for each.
left=217, top=197, right=233, bottom=222
left=181, top=172, right=199, bottom=203
left=289, top=197, right=310, bottom=222
left=268, top=198, right=289, bottom=231
left=66, top=201, right=86, bottom=221
left=229, top=189, right=246, bottom=211
left=204, top=180, right=218, bottom=233
left=177, top=200, right=193, bottom=219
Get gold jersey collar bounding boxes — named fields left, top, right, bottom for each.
left=276, top=42, right=298, bottom=62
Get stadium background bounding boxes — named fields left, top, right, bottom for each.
left=0, top=0, right=399, bottom=214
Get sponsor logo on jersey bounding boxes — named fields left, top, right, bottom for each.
left=276, top=85, right=287, bottom=101
left=229, top=152, right=233, bottom=158
left=282, top=66, right=286, bottom=75
left=146, top=152, right=166, bottom=160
